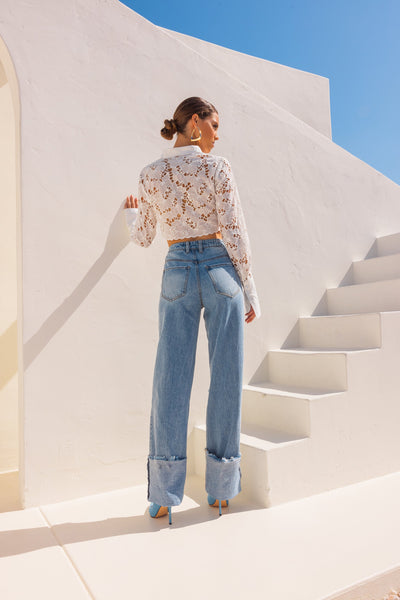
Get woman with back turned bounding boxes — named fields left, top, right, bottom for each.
left=124, top=96, right=261, bottom=524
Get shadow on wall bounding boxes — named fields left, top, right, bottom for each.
left=24, top=206, right=130, bottom=368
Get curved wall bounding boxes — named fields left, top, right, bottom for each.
left=0, top=34, right=22, bottom=510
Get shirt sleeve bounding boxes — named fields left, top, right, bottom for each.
left=124, top=169, right=157, bottom=247
left=214, top=157, right=261, bottom=318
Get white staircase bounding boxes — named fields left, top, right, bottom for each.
left=190, top=232, right=400, bottom=507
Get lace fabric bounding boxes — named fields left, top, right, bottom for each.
left=124, top=145, right=261, bottom=318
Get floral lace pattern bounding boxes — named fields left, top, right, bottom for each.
left=124, top=145, right=260, bottom=318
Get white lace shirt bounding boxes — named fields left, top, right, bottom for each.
left=124, top=144, right=261, bottom=318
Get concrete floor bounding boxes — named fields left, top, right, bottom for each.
left=1, top=471, right=400, bottom=600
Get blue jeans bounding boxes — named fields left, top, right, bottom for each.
left=147, top=238, right=244, bottom=506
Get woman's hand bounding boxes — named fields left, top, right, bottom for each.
left=245, top=306, right=256, bottom=324
left=124, top=195, right=138, bottom=209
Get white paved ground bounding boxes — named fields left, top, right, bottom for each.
left=1, top=472, right=400, bottom=600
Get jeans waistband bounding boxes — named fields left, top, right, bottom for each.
left=167, top=238, right=225, bottom=254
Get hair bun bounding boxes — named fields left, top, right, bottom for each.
left=161, top=118, right=177, bottom=140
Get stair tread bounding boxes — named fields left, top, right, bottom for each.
left=240, top=424, right=308, bottom=447
left=243, top=381, right=343, bottom=398
left=195, top=423, right=308, bottom=450
left=329, top=310, right=400, bottom=316
left=331, top=276, right=400, bottom=290
left=354, top=251, right=400, bottom=264
left=282, top=346, right=380, bottom=352
left=300, top=312, right=381, bottom=319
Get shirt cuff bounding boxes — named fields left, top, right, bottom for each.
left=243, top=280, right=261, bottom=319
left=124, top=207, right=138, bottom=229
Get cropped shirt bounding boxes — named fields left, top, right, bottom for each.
left=124, top=144, right=261, bottom=318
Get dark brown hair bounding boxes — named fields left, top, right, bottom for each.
left=160, top=96, right=218, bottom=140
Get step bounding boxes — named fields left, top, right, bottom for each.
left=352, top=252, right=400, bottom=284
left=266, top=349, right=348, bottom=392
left=244, top=381, right=344, bottom=397
left=242, top=384, right=312, bottom=437
left=376, top=231, right=400, bottom=257
left=192, top=424, right=309, bottom=507
left=327, top=278, right=400, bottom=315
left=298, top=313, right=381, bottom=349
left=242, top=381, right=352, bottom=438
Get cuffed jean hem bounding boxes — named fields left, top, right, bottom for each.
left=205, top=449, right=242, bottom=500
left=147, top=456, right=187, bottom=506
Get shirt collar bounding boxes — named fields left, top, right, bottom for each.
left=161, top=145, right=203, bottom=159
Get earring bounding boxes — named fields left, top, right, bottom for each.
left=190, top=126, right=202, bottom=142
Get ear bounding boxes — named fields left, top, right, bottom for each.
left=191, top=113, right=199, bottom=126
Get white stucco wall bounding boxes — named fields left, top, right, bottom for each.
left=0, top=0, right=399, bottom=506
left=162, top=27, right=332, bottom=138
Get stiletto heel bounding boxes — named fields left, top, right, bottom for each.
left=149, top=502, right=172, bottom=523
left=207, top=494, right=229, bottom=513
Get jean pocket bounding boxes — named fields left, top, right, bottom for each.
left=161, top=265, right=190, bottom=301
left=206, top=263, right=241, bottom=298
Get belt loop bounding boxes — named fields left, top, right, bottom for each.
left=185, top=241, right=189, bottom=254
left=199, top=239, right=203, bottom=253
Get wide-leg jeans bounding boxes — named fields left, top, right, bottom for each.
left=147, top=238, right=245, bottom=506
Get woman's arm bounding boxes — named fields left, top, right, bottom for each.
left=214, top=157, right=261, bottom=320
left=123, top=171, right=157, bottom=247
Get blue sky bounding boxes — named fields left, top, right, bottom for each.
left=121, top=0, right=400, bottom=185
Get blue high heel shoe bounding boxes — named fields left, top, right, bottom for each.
left=149, top=503, right=172, bottom=524
left=207, top=494, right=229, bottom=516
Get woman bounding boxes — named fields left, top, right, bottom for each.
left=124, top=97, right=261, bottom=524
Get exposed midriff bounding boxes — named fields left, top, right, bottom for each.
left=167, top=231, right=222, bottom=246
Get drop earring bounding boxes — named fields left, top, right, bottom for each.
left=190, top=124, right=202, bottom=142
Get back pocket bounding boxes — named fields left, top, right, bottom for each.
left=206, top=263, right=241, bottom=298
left=161, top=265, right=190, bottom=301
